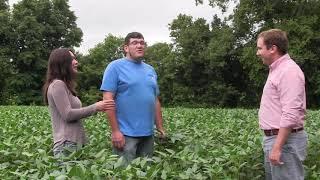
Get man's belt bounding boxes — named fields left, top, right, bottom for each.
left=263, top=127, right=304, bottom=136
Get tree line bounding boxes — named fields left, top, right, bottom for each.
left=1, top=0, right=320, bottom=108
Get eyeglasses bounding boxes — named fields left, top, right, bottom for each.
left=129, top=40, right=146, bottom=46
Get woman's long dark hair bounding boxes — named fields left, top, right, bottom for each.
left=43, top=48, right=77, bottom=104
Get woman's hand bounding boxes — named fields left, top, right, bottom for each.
left=95, top=100, right=115, bottom=112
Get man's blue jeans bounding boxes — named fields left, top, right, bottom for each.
left=113, top=135, right=154, bottom=166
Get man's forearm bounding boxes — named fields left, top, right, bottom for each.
left=155, top=98, right=164, bottom=130
left=103, top=92, right=120, bottom=132
left=273, top=127, right=291, bottom=150
left=105, top=110, right=120, bottom=132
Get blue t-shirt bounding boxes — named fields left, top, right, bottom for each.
left=100, top=58, right=159, bottom=137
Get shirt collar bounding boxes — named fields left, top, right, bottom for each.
left=124, top=57, right=144, bottom=64
left=269, top=54, right=290, bottom=71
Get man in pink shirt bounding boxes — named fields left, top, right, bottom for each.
left=257, top=29, right=308, bottom=180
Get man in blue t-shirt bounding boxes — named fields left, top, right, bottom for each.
left=100, top=32, right=165, bottom=164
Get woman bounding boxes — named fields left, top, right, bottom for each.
left=43, top=48, right=114, bottom=157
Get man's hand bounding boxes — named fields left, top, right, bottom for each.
left=157, top=128, right=166, bottom=139
left=268, top=128, right=291, bottom=166
left=269, top=146, right=284, bottom=166
left=112, top=130, right=125, bottom=150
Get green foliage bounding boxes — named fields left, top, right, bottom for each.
left=74, top=0, right=320, bottom=107
left=192, top=0, right=320, bottom=107
left=145, top=43, right=176, bottom=105
left=230, top=0, right=320, bottom=107
left=5, top=0, right=82, bottom=105
left=0, top=0, right=13, bottom=104
left=164, top=14, right=249, bottom=107
left=169, top=15, right=216, bottom=104
left=77, top=34, right=123, bottom=105
left=1, top=106, right=320, bottom=179
left=2, top=0, right=320, bottom=107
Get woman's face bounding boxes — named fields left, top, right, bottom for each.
left=69, top=51, right=78, bottom=73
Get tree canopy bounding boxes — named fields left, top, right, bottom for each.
left=77, top=34, right=123, bottom=105
left=3, top=0, right=82, bottom=104
left=0, top=0, right=12, bottom=103
left=1, top=0, right=320, bottom=108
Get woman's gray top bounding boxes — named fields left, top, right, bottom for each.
left=47, top=79, right=97, bottom=148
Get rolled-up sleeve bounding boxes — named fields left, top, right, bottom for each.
left=279, top=68, right=306, bottom=128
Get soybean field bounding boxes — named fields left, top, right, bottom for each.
left=1, top=106, right=320, bottom=179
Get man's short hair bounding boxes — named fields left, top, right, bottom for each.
left=258, top=29, right=288, bottom=55
left=124, top=32, right=144, bottom=45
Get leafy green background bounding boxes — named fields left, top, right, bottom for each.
left=1, top=106, right=319, bottom=179
left=2, top=0, right=320, bottom=108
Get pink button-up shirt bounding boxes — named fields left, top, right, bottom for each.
left=259, top=54, right=306, bottom=130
